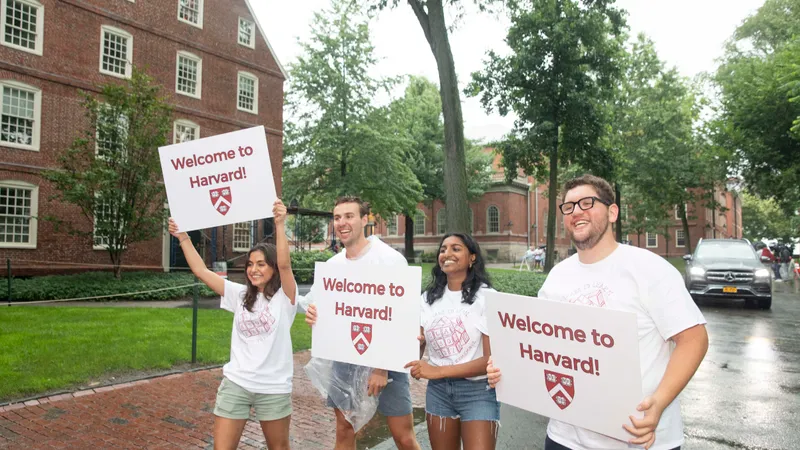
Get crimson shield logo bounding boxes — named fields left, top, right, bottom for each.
left=209, top=187, right=232, bottom=216
left=351, top=322, right=372, bottom=355
left=545, top=370, right=574, bottom=410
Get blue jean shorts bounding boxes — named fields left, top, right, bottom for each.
left=326, top=361, right=412, bottom=417
left=426, top=377, right=500, bottom=422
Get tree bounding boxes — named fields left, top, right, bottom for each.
left=368, top=0, right=498, bottom=233
left=467, top=0, right=626, bottom=271
left=43, top=69, right=172, bottom=278
left=741, top=191, right=796, bottom=242
left=282, top=0, right=422, bottom=218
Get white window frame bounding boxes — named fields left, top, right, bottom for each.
left=646, top=232, right=658, bottom=248
left=177, top=0, right=203, bottom=28
left=232, top=221, right=252, bottom=252
left=95, top=104, right=128, bottom=161
left=386, top=215, right=397, bottom=236
left=676, top=229, right=686, bottom=248
left=675, top=203, right=688, bottom=220
left=0, top=180, right=38, bottom=248
left=93, top=195, right=125, bottom=250
left=437, top=208, right=446, bottom=235
left=487, top=205, right=500, bottom=234
left=175, top=51, right=202, bottom=99
left=173, top=119, right=199, bottom=144
left=238, top=17, right=254, bottom=49
left=413, top=210, right=425, bottom=236
left=0, top=79, right=41, bottom=151
left=1, top=0, right=44, bottom=56
left=237, top=71, right=258, bottom=114
left=99, top=25, right=133, bottom=79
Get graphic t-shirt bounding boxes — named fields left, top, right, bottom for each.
left=420, top=285, right=494, bottom=380
left=221, top=280, right=298, bottom=394
left=539, top=244, right=706, bottom=450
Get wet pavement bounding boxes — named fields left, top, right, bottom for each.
left=409, top=283, right=800, bottom=450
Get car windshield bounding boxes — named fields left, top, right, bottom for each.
left=696, top=242, right=755, bottom=260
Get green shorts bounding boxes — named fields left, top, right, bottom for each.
left=213, top=377, right=292, bottom=421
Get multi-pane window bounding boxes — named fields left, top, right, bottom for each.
left=437, top=209, right=446, bottom=235
left=0, top=181, right=37, bottom=248
left=178, top=0, right=203, bottom=27
left=238, top=17, right=254, bottom=48
left=1, top=81, right=40, bottom=150
left=173, top=119, right=199, bottom=144
left=176, top=51, right=201, bottom=98
left=2, top=0, right=43, bottom=55
left=676, top=229, right=686, bottom=247
left=646, top=232, right=658, bottom=248
left=100, top=26, right=132, bottom=78
left=237, top=72, right=258, bottom=114
left=413, top=210, right=425, bottom=236
left=93, top=197, right=116, bottom=249
left=233, top=222, right=252, bottom=252
left=96, top=106, right=128, bottom=160
left=487, top=206, right=499, bottom=233
left=386, top=215, right=397, bottom=236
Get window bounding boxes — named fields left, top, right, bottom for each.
left=675, top=203, right=688, bottom=220
left=646, top=232, right=658, bottom=248
left=93, top=197, right=113, bottom=249
left=1, top=80, right=40, bottom=150
left=175, top=51, right=201, bottom=98
left=99, top=25, right=132, bottom=78
left=386, top=215, right=397, bottom=236
left=238, top=17, right=254, bottom=48
left=437, top=209, right=446, bottom=235
left=96, top=106, right=128, bottom=160
left=676, top=229, right=686, bottom=247
left=233, top=222, right=251, bottom=251
left=413, top=210, right=425, bottom=236
left=468, top=208, right=473, bottom=234
left=173, top=119, right=199, bottom=143
left=2, top=0, right=44, bottom=55
left=178, top=0, right=203, bottom=28
left=487, top=206, right=499, bottom=233
left=0, top=180, right=37, bottom=248
left=237, top=71, right=258, bottom=114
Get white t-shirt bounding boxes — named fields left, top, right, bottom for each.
left=539, top=244, right=706, bottom=450
left=420, top=285, right=494, bottom=380
left=221, top=279, right=298, bottom=394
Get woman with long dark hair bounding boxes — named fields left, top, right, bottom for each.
left=405, top=233, right=500, bottom=450
left=168, top=199, right=296, bottom=450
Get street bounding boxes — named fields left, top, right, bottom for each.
left=410, top=283, right=800, bottom=450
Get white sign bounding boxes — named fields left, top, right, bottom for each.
left=311, top=263, right=421, bottom=372
left=486, top=291, right=643, bottom=442
left=158, top=126, right=276, bottom=232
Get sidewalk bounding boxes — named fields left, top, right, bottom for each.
left=0, top=351, right=426, bottom=449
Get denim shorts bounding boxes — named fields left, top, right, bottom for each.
left=213, top=377, right=292, bottom=421
left=326, top=361, right=412, bottom=417
left=426, top=377, right=500, bottom=422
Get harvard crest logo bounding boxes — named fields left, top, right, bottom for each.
left=351, top=322, right=372, bottom=355
left=210, top=187, right=232, bottom=216
left=545, top=370, right=574, bottom=410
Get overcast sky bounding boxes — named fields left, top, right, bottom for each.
left=252, top=0, right=765, bottom=142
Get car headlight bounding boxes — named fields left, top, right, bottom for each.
left=690, top=267, right=706, bottom=276
left=755, top=268, right=770, bottom=277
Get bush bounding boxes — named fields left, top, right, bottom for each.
left=419, top=265, right=545, bottom=297
left=4, top=271, right=216, bottom=302
left=291, top=249, right=335, bottom=284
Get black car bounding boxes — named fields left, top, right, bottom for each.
left=683, top=238, right=772, bottom=309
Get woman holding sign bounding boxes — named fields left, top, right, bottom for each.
left=168, top=199, right=297, bottom=450
left=405, top=233, right=500, bottom=450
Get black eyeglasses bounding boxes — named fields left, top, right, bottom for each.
left=559, top=196, right=612, bottom=215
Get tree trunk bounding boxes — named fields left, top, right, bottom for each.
left=680, top=204, right=693, bottom=254
left=409, top=0, right=469, bottom=233
left=544, top=125, right=559, bottom=273
left=405, top=215, right=415, bottom=261
left=111, top=251, right=122, bottom=279
left=615, top=183, right=623, bottom=242
left=664, top=226, right=670, bottom=258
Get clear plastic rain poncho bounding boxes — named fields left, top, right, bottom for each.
left=304, top=357, right=379, bottom=432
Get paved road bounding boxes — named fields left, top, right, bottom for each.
left=406, top=284, right=800, bottom=450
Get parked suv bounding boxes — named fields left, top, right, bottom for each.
left=683, top=238, right=772, bottom=309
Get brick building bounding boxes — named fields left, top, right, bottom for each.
left=0, top=0, right=285, bottom=275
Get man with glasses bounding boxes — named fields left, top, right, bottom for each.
left=488, top=174, right=708, bottom=450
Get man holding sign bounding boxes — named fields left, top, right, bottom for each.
left=488, top=175, right=708, bottom=450
left=304, top=196, right=421, bottom=450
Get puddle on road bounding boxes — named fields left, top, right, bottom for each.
left=356, top=407, right=426, bottom=449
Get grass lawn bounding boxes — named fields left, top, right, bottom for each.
left=0, top=307, right=311, bottom=402
left=665, top=256, right=687, bottom=273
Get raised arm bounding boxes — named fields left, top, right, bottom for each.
left=168, top=218, right=225, bottom=296
left=273, top=199, right=296, bottom=304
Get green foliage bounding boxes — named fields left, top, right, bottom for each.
left=290, top=250, right=335, bottom=284
left=741, top=191, right=797, bottom=241
left=418, top=264, right=546, bottom=297
left=5, top=272, right=215, bottom=302
left=42, top=68, right=173, bottom=279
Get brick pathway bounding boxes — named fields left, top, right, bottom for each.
left=0, top=352, right=427, bottom=449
